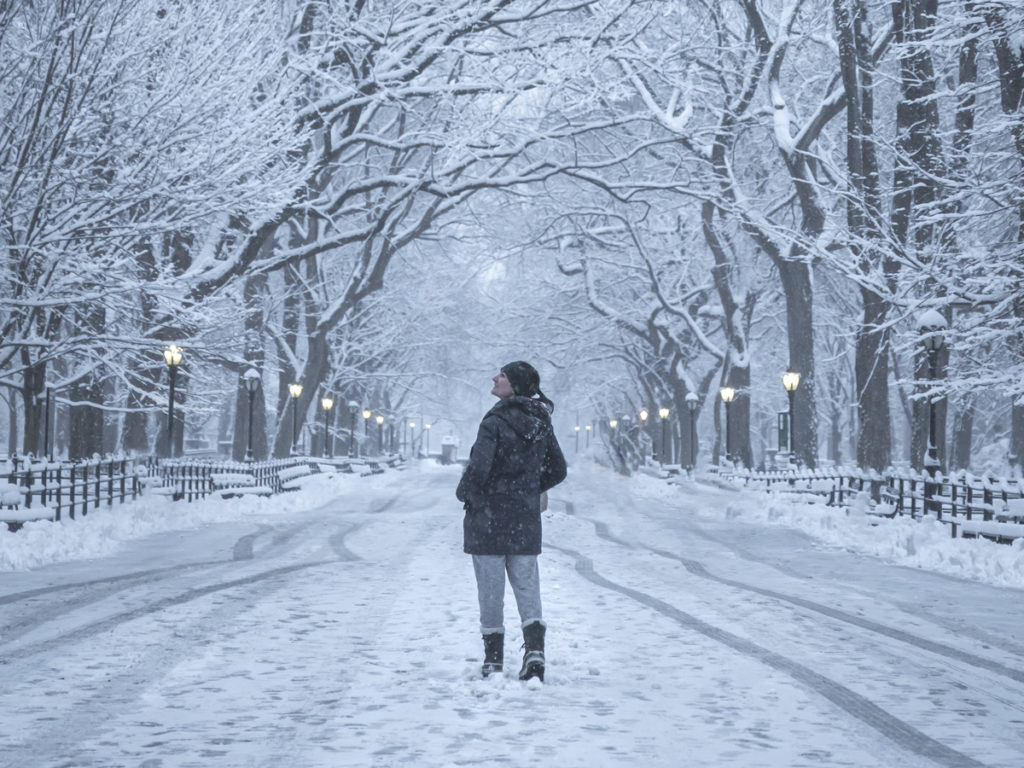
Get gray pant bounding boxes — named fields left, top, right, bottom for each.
left=472, top=554, right=543, bottom=634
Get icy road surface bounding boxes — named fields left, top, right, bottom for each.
left=1, top=461, right=1022, bottom=768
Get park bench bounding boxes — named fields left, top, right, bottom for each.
left=279, top=462, right=322, bottom=491
left=1, top=480, right=55, bottom=530
left=210, top=472, right=273, bottom=498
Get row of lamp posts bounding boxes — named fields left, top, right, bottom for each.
left=239, top=367, right=397, bottom=461
left=168, top=335, right=943, bottom=469
left=719, top=369, right=801, bottom=465
left=597, top=400, right=698, bottom=470
left=171, top=347, right=803, bottom=469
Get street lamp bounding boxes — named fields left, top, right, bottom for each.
left=362, top=408, right=372, bottom=451
left=782, top=370, right=801, bottom=460
left=289, top=382, right=303, bottom=455
left=163, top=344, right=184, bottom=459
left=918, top=310, right=948, bottom=480
left=574, top=424, right=580, bottom=453
left=376, top=414, right=384, bottom=454
left=321, top=395, right=334, bottom=458
left=424, top=422, right=432, bottom=455
left=243, top=368, right=260, bottom=461
left=585, top=423, right=591, bottom=449
left=658, top=407, right=670, bottom=465
left=409, top=421, right=416, bottom=457
left=686, top=392, right=698, bottom=471
left=348, top=401, right=359, bottom=457
left=719, top=386, right=736, bottom=463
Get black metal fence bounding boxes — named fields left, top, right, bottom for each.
left=723, top=466, right=1024, bottom=543
left=148, top=456, right=323, bottom=501
left=2, top=456, right=141, bottom=529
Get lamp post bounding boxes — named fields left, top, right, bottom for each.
left=376, top=414, right=384, bottom=455
left=347, top=401, right=359, bottom=457
left=686, top=392, right=698, bottom=472
left=424, top=422, right=432, bottom=456
left=782, top=370, right=801, bottom=462
left=362, top=408, right=372, bottom=453
left=243, top=368, right=260, bottom=461
left=658, top=407, right=670, bottom=465
left=639, top=408, right=649, bottom=462
left=321, top=396, right=334, bottom=458
left=585, top=423, right=591, bottom=449
left=288, top=382, right=303, bottom=455
left=163, top=344, right=184, bottom=459
left=409, top=421, right=417, bottom=457
left=574, top=424, right=580, bottom=453
left=719, top=386, right=736, bottom=463
left=918, top=311, right=947, bottom=515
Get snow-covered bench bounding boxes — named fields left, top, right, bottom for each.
left=211, top=472, right=273, bottom=498
left=279, top=463, right=320, bottom=491
left=951, top=498, right=1024, bottom=543
left=1, top=480, right=55, bottom=529
left=955, top=519, right=1024, bottom=544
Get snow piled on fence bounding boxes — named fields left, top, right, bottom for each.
left=677, top=476, right=1024, bottom=590
left=5, top=460, right=1024, bottom=590
left=0, top=472, right=359, bottom=572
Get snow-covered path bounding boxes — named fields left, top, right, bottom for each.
left=1, top=461, right=1022, bottom=768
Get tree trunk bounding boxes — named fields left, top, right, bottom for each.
left=273, top=260, right=303, bottom=458
left=893, top=0, right=946, bottom=472
left=836, top=0, right=895, bottom=471
left=856, top=289, right=892, bottom=471
left=984, top=7, right=1024, bottom=471
left=1011, top=402, right=1024, bottom=475
left=233, top=270, right=270, bottom=461
left=778, top=260, right=816, bottom=467
left=950, top=394, right=974, bottom=471
left=19, top=359, right=44, bottom=456
left=68, top=377, right=105, bottom=460
left=123, top=242, right=160, bottom=454
left=7, top=397, right=17, bottom=455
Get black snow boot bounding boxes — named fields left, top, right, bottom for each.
left=518, top=620, right=545, bottom=682
left=482, top=632, right=504, bottom=678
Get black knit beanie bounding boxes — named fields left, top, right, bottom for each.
left=501, top=361, right=538, bottom=397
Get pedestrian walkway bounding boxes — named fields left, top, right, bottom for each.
left=0, top=461, right=1021, bottom=767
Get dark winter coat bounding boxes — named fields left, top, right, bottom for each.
left=456, top=396, right=567, bottom=555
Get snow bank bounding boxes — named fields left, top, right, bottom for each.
left=713, top=479, right=1024, bottom=590
left=0, top=471, right=360, bottom=572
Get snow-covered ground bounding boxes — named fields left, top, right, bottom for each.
left=1, top=459, right=1022, bottom=767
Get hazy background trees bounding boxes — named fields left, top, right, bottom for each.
left=2, top=0, right=1023, bottom=477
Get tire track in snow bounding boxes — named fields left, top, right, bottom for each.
left=0, top=525, right=273, bottom=645
left=561, top=502, right=1024, bottom=685
left=682, top=505, right=1024, bottom=659
left=547, top=542, right=987, bottom=768
left=1, top=522, right=275, bottom=609
left=0, top=520, right=366, bottom=658
left=0, top=489, right=382, bottom=609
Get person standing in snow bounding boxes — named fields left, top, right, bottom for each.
left=456, top=361, right=567, bottom=681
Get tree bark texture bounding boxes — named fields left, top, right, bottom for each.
left=835, top=0, right=896, bottom=470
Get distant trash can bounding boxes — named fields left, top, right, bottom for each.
left=440, top=436, right=458, bottom=465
